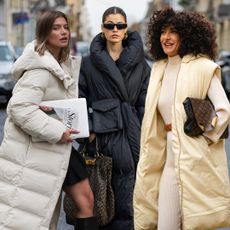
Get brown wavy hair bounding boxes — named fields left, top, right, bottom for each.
left=35, top=10, right=70, bottom=63
left=147, top=8, right=218, bottom=61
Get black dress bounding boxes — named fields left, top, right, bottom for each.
left=63, top=143, right=89, bottom=187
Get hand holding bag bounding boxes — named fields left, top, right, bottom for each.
left=63, top=139, right=115, bottom=226
left=183, top=97, right=228, bottom=138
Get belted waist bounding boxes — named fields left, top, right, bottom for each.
left=165, top=123, right=172, bottom=132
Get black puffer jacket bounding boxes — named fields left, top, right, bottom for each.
left=79, top=31, right=151, bottom=230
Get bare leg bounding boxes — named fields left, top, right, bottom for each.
left=63, top=178, right=94, bottom=218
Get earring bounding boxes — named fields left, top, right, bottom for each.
left=101, top=32, right=105, bottom=40
left=123, top=33, right=128, bottom=40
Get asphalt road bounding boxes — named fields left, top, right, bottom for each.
left=0, top=107, right=230, bottom=230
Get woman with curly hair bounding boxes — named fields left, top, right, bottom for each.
left=133, top=7, right=230, bottom=230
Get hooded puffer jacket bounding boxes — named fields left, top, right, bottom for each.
left=0, top=41, right=81, bottom=230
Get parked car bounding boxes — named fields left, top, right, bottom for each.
left=0, top=41, right=17, bottom=104
left=221, top=65, right=230, bottom=100
left=75, top=41, right=90, bottom=57
left=14, top=46, right=24, bottom=58
left=216, top=51, right=230, bottom=100
left=216, top=50, right=230, bottom=67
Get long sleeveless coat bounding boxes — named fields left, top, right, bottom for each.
left=134, top=55, right=230, bottom=230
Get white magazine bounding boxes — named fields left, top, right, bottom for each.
left=40, top=98, right=89, bottom=139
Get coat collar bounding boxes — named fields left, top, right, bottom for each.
left=89, top=32, right=145, bottom=102
left=181, top=54, right=209, bottom=63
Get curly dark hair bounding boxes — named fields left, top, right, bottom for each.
left=147, top=8, right=218, bottom=61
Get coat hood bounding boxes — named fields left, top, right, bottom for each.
left=11, top=41, right=75, bottom=89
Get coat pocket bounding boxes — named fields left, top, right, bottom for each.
left=92, top=98, right=123, bottom=133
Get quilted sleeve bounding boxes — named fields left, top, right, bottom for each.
left=8, top=69, right=66, bottom=143
left=203, top=75, right=230, bottom=143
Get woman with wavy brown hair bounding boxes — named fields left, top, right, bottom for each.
left=133, top=7, right=230, bottom=230
left=0, top=10, right=95, bottom=230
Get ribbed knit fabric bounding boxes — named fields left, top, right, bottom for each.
left=157, top=131, right=182, bottom=230
left=158, top=55, right=181, bottom=124
left=157, top=55, right=182, bottom=230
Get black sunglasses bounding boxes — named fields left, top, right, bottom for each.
left=103, top=23, right=127, bottom=30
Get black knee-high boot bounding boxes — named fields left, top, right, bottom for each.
left=74, top=216, right=98, bottom=230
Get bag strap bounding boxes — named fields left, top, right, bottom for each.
left=78, top=137, right=101, bottom=157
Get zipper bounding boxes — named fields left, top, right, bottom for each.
left=172, top=60, right=184, bottom=227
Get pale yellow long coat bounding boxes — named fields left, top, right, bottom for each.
left=133, top=55, right=230, bottom=230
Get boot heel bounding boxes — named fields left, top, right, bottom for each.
left=74, top=216, right=98, bottom=230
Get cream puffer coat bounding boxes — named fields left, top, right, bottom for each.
left=133, top=55, right=230, bottom=230
left=0, top=42, right=81, bottom=230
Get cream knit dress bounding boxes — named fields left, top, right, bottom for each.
left=157, top=55, right=230, bottom=230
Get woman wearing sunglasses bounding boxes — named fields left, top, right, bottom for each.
left=71, top=6, right=150, bottom=230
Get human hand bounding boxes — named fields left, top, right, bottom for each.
left=40, top=106, right=57, bottom=116
left=39, top=105, right=53, bottom=112
left=59, top=128, right=80, bottom=143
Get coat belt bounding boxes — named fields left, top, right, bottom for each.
left=165, top=123, right=172, bottom=132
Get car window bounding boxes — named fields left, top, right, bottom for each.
left=0, top=45, right=15, bottom=61
left=75, top=41, right=90, bottom=56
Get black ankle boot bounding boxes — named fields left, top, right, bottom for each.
left=74, top=216, right=98, bottom=230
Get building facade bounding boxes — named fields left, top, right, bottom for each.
left=195, top=0, right=230, bottom=51
left=0, top=0, right=4, bottom=40
left=142, top=0, right=230, bottom=52
left=0, top=0, right=91, bottom=47
left=66, top=0, right=91, bottom=42
left=0, top=0, right=30, bottom=46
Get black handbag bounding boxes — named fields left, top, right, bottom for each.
left=183, top=97, right=228, bottom=138
left=63, top=140, right=115, bottom=226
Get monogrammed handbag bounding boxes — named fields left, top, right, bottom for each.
left=63, top=141, right=115, bottom=226
left=183, top=97, right=228, bottom=138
